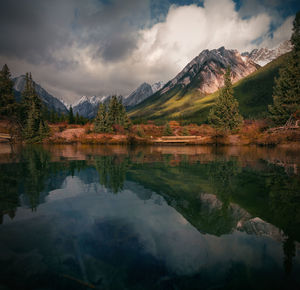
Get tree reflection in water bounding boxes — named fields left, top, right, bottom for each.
left=0, top=145, right=300, bottom=277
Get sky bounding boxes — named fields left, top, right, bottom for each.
left=0, top=0, right=299, bottom=104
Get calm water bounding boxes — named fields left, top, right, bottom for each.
left=0, top=144, right=300, bottom=290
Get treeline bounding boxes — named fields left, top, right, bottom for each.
left=67, top=106, right=89, bottom=125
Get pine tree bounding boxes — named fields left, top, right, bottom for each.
left=163, top=122, right=173, bottom=136
left=105, top=96, right=131, bottom=132
left=269, top=11, right=300, bottom=125
left=94, top=103, right=108, bottom=133
left=0, top=64, right=16, bottom=117
left=68, top=106, right=74, bottom=124
left=75, top=112, right=80, bottom=124
left=21, top=73, right=42, bottom=123
left=21, top=73, right=49, bottom=142
left=24, top=102, right=38, bottom=141
left=136, top=125, right=145, bottom=137
left=208, top=66, right=243, bottom=132
left=107, top=96, right=119, bottom=130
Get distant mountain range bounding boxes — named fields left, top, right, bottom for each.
left=72, top=81, right=165, bottom=118
left=13, top=75, right=68, bottom=114
left=72, top=95, right=111, bottom=119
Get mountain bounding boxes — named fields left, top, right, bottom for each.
left=72, top=95, right=111, bottom=119
left=151, top=81, right=165, bottom=94
left=73, top=81, right=165, bottom=118
left=129, top=46, right=260, bottom=120
left=184, top=52, right=292, bottom=123
left=242, top=40, right=292, bottom=66
left=13, top=75, right=68, bottom=114
left=123, top=81, right=165, bottom=108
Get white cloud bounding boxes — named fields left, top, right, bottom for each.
left=260, top=16, right=294, bottom=48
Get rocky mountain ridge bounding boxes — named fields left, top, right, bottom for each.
left=159, top=46, right=260, bottom=97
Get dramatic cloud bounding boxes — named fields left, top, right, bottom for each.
left=0, top=0, right=297, bottom=103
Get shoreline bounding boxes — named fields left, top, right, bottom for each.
left=1, top=120, right=300, bottom=147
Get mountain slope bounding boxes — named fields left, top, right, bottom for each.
left=184, top=52, right=291, bottom=123
left=13, top=75, right=68, bottom=114
left=129, top=47, right=259, bottom=121
left=130, top=51, right=290, bottom=123
left=123, top=81, right=164, bottom=108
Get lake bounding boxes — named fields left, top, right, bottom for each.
left=0, top=144, right=299, bottom=290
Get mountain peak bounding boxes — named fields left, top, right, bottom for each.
left=160, top=46, right=259, bottom=95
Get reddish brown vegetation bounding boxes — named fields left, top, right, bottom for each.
left=1, top=119, right=300, bottom=146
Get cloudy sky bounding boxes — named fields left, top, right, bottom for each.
left=0, top=0, right=299, bottom=104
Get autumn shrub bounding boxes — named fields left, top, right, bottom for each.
left=240, top=120, right=268, bottom=140
left=84, top=123, right=92, bottom=134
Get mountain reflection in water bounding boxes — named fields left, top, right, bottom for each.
left=0, top=144, right=299, bottom=290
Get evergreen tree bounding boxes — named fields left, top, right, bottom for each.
left=68, top=106, right=75, bottom=124
left=24, top=102, right=38, bottom=141
left=0, top=64, right=16, bottom=117
left=21, top=73, right=42, bottom=122
left=75, top=112, right=80, bottom=124
left=163, top=122, right=173, bottom=136
left=269, top=11, right=300, bottom=125
left=136, top=125, right=145, bottom=137
left=94, top=103, right=108, bottom=133
left=105, top=96, right=131, bottom=132
left=107, top=96, right=119, bottom=130
left=21, top=73, right=49, bottom=142
left=208, top=66, right=243, bottom=132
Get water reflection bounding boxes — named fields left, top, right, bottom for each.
left=0, top=144, right=300, bottom=289
left=94, top=155, right=129, bottom=193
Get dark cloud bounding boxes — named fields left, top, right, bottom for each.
left=0, top=0, right=150, bottom=64
left=0, top=0, right=76, bottom=65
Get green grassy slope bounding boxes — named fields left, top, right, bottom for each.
left=129, top=53, right=290, bottom=123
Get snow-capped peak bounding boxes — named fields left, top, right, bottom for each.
left=72, top=95, right=108, bottom=107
